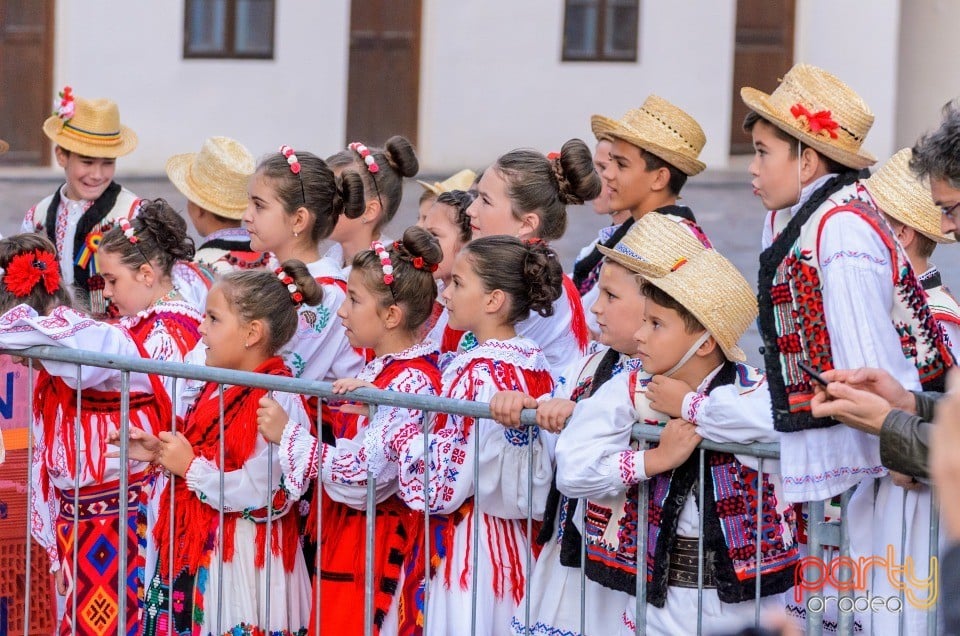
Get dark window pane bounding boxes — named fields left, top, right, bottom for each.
left=605, top=3, right=638, bottom=58
left=234, top=0, right=274, bottom=55
left=187, top=0, right=227, bottom=54
left=563, top=1, right=600, bottom=59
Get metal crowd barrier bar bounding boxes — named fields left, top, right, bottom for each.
left=5, top=346, right=942, bottom=636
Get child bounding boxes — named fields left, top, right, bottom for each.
left=742, top=64, right=950, bottom=632
left=0, top=203, right=202, bottom=636
left=325, top=136, right=420, bottom=273
left=166, top=136, right=268, bottom=274
left=556, top=247, right=798, bottom=635
left=863, top=148, right=960, bottom=353
left=417, top=189, right=475, bottom=351
left=244, top=146, right=365, bottom=383
left=466, top=139, right=601, bottom=376
left=491, top=211, right=710, bottom=636
left=128, top=263, right=317, bottom=636
left=417, top=168, right=477, bottom=221
left=393, top=236, right=562, bottom=635
left=258, top=226, right=444, bottom=636
left=22, top=87, right=140, bottom=315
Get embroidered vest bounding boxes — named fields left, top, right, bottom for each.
left=758, top=186, right=953, bottom=432
left=31, top=186, right=140, bottom=316
left=925, top=282, right=960, bottom=327
left=582, top=362, right=800, bottom=607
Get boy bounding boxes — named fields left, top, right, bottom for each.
left=742, top=63, right=950, bottom=632
left=556, top=247, right=797, bottom=635
left=22, top=88, right=139, bottom=315
left=166, top=136, right=267, bottom=274
left=863, top=148, right=960, bottom=353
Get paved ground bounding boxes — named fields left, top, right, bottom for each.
left=3, top=168, right=959, bottom=368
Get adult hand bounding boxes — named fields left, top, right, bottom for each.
left=819, top=367, right=915, bottom=414
left=647, top=375, right=694, bottom=418
left=931, top=370, right=960, bottom=540
left=809, top=381, right=892, bottom=435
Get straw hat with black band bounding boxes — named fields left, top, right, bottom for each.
left=591, top=95, right=707, bottom=176
left=166, top=137, right=255, bottom=221
left=863, top=148, right=953, bottom=244
left=632, top=249, right=758, bottom=363
left=43, top=90, right=137, bottom=158
left=417, top=169, right=477, bottom=196
left=740, top=64, right=876, bottom=170
left=597, top=210, right=706, bottom=273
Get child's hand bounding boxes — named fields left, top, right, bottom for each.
left=157, top=431, right=196, bottom=478
left=332, top=378, right=376, bottom=395
left=490, top=390, right=537, bottom=428
left=646, top=375, right=694, bottom=418
left=55, top=564, right=72, bottom=596
left=646, top=418, right=701, bottom=476
left=257, top=394, right=290, bottom=444
left=106, top=427, right=163, bottom=463
left=535, top=398, right=576, bottom=433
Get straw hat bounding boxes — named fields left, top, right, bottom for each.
left=0, top=138, right=8, bottom=154
left=597, top=211, right=707, bottom=273
left=634, top=249, right=758, bottom=362
left=417, top=169, right=477, bottom=196
left=166, top=137, right=255, bottom=220
left=43, top=93, right=137, bottom=158
left=864, top=148, right=953, bottom=244
left=591, top=95, right=707, bottom=176
left=740, top=64, right=876, bottom=170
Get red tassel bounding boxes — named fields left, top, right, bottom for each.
left=562, top=274, right=589, bottom=353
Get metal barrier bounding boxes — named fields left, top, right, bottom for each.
left=0, top=345, right=942, bottom=636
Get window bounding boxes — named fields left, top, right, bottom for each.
left=184, top=0, right=275, bottom=59
left=562, top=0, right=639, bottom=62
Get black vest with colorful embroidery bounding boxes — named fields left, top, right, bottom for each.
left=758, top=182, right=954, bottom=433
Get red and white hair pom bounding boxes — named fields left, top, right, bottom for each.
left=117, top=217, right=139, bottom=244
left=279, top=145, right=302, bottom=174
left=275, top=267, right=304, bottom=304
left=371, top=240, right=394, bottom=285
left=348, top=142, right=380, bottom=174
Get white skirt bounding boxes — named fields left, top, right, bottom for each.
left=623, top=587, right=786, bottom=635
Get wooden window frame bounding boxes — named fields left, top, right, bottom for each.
left=562, top=0, right=639, bottom=62
left=183, top=0, right=276, bottom=60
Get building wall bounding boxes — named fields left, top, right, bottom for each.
left=418, top=0, right=738, bottom=173
left=52, top=1, right=351, bottom=173
left=794, top=0, right=901, bottom=164
left=894, top=0, right=960, bottom=151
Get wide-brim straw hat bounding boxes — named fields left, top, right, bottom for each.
left=43, top=96, right=137, bottom=158
left=0, top=139, right=8, bottom=154
left=166, top=136, right=255, bottom=220
left=740, top=64, right=876, bottom=170
left=597, top=211, right=707, bottom=273
left=417, top=169, right=477, bottom=196
left=633, top=249, right=757, bottom=363
left=591, top=95, right=707, bottom=176
left=864, top=148, right=953, bottom=244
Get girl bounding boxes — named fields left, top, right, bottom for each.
left=258, top=226, right=444, bottom=636
left=325, top=136, right=420, bottom=273
left=416, top=189, right=475, bottom=352
left=243, top=146, right=365, bottom=383
left=466, top=139, right=601, bottom=377
left=393, top=236, right=562, bottom=635
left=133, top=263, right=318, bottom=636
left=0, top=201, right=201, bottom=636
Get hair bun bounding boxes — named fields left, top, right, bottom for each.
left=557, top=138, right=602, bottom=205
left=280, top=259, right=324, bottom=306
left=137, top=198, right=196, bottom=261
left=383, top=135, right=420, bottom=178
left=397, top=225, right=442, bottom=269
left=521, top=240, right=563, bottom=317
left=335, top=171, right=366, bottom=219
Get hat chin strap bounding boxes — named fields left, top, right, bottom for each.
left=662, top=331, right=711, bottom=378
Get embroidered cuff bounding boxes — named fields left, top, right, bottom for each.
left=616, top=449, right=647, bottom=485
left=185, top=456, right=215, bottom=492
left=280, top=419, right=318, bottom=491
left=682, top=391, right=706, bottom=425
left=391, top=422, right=421, bottom=457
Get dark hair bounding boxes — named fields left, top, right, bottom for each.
left=99, top=199, right=195, bottom=276
left=436, top=189, right=476, bottom=244
left=494, top=139, right=601, bottom=241
left=219, top=260, right=323, bottom=355
left=911, top=99, right=960, bottom=190
left=743, top=110, right=848, bottom=174
left=639, top=149, right=688, bottom=196
left=462, top=236, right=563, bottom=325
left=257, top=150, right=365, bottom=243
left=640, top=280, right=704, bottom=334
left=328, top=135, right=419, bottom=230
left=0, top=233, right=73, bottom=315
left=352, top=226, right=442, bottom=332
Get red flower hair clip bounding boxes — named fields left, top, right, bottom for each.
left=274, top=267, right=303, bottom=305
left=410, top=256, right=438, bottom=273
left=118, top=217, right=139, bottom=244
left=349, top=142, right=380, bottom=174
left=371, top=240, right=394, bottom=285
left=546, top=151, right=561, bottom=161
left=790, top=103, right=839, bottom=140
left=5, top=250, right=60, bottom=298
left=279, top=145, right=301, bottom=174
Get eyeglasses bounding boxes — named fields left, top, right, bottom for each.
left=941, top=202, right=960, bottom=220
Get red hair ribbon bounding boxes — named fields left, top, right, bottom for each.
left=789, top=104, right=839, bottom=140
left=6, top=250, right=60, bottom=297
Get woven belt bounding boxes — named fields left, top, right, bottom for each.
left=58, top=472, right=146, bottom=520
left=667, top=536, right=717, bottom=588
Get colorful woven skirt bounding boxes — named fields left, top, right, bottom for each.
left=55, top=474, right=146, bottom=636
